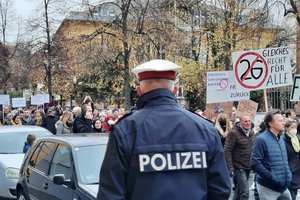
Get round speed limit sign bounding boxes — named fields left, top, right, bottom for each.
left=234, top=52, right=268, bottom=89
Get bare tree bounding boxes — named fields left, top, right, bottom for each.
left=81, top=0, right=151, bottom=110
left=27, top=0, right=75, bottom=100
left=0, top=0, right=18, bottom=92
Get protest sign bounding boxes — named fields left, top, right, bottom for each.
left=236, top=100, right=258, bottom=119
left=12, top=98, right=26, bottom=108
left=232, top=47, right=292, bottom=90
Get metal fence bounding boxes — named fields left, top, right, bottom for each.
left=267, top=86, right=295, bottom=111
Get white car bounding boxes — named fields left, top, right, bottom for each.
left=0, top=126, right=51, bottom=199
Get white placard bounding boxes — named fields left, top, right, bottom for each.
left=31, top=94, right=49, bottom=105
left=232, top=47, right=293, bottom=90
left=206, top=71, right=250, bottom=103
left=31, top=95, right=45, bottom=105
left=12, top=98, right=26, bottom=108
left=290, top=75, right=300, bottom=101
left=0, top=95, right=9, bottom=105
left=206, top=71, right=230, bottom=91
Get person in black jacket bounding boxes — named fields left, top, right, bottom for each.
left=93, top=119, right=105, bottom=133
left=283, top=119, right=300, bottom=200
left=72, top=104, right=93, bottom=133
left=41, top=106, right=59, bottom=134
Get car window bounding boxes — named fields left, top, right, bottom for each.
left=49, top=144, right=72, bottom=180
left=74, top=145, right=106, bottom=184
left=0, top=131, right=51, bottom=154
left=31, top=142, right=57, bottom=174
left=29, top=141, right=44, bottom=167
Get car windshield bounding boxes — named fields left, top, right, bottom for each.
left=74, top=144, right=106, bottom=185
left=0, top=131, right=50, bottom=154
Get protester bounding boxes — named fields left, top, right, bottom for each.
left=41, top=106, right=59, bottom=134
left=12, top=114, right=22, bottom=125
left=93, top=119, right=105, bottom=133
left=224, top=113, right=256, bottom=200
left=3, top=113, right=13, bottom=125
left=72, top=106, right=81, bottom=118
left=33, top=110, right=43, bottom=126
left=251, top=109, right=292, bottom=200
left=283, top=119, right=300, bottom=200
left=23, top=134, right=36, bottom=153
left=56, top=110, right=73, bottom=134
left=214, top=112, right=230, bottom=146
left=286, top=109, right=296, bottom=120
left=97, top=59, right=231, bottom=200
left=99, top=112, right=109, bottom=133
left=93, top=108, right=100, bottom=120
left=21, top=108, right=35, bottom=125
left=72, top=104, right=93, bottom=133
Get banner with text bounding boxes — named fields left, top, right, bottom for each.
left=0, top=95, right=9, bottom=105
left=206, top=71, right=250, bottom=103
left=12, top=98, right=26, bottom=108
left=232, top=47, right=293, bottom=90
left=290, top=74, right=300, bottom=101
left=31, top=94, right=49, bottom=105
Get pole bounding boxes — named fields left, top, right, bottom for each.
left=264, top=89, right=269, bottom=112
left=1, top=105, right=3, bottom=123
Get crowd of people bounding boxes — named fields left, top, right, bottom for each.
left=0, top=97, right=299, bottom=200
left=0, top=96, right=126, bottom=135
left=209, top=108, right=300, bottom=200
left=0, top=59, right=300, bottom=200
left=0, top=99, right=299, bottom=200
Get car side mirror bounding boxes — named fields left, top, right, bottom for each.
left=53, top=174, right=72, bottom=187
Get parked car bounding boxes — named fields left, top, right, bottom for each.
left=16, top=134, right=108, bottom=200
left=0, top=126, right=52, bottom=199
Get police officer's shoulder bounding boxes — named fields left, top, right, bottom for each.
left=186, top=109, right=214, bottom=124
left=114, top=111, right=134, bottom=125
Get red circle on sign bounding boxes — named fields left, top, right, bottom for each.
left=219, top=78, right=229, bottom=89
left=234, top=52, right=268, bottom=89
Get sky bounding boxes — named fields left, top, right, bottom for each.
left=15, top=0, right=38, bottom=19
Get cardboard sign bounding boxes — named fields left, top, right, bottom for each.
left=205, top=102, right=233, bottom=121
left=12, top=98, right=26, bottom=108
left=206, top=71, right=250, bottom=103
left=290, top=74, right=300, bottom=101
left=0, top=95, right=9, bottom=105
left=232, top=47, right=293, bottom=90
left=236, top=100, right=258, bottom=119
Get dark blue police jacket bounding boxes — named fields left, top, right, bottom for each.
left=98, top=89, right=231, bottom=200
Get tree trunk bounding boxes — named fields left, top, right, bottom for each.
left=124, top=42, right=131, bottom=111
left=122, top=0, right=131, bottom=111
left=47, top=68, right=52, bottom=101
left=44, top=0, right=52, bottom=100
left=296, top=25, right=300, bottom=73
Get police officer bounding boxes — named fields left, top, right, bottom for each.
left=97, top=59, right=231, bottom=200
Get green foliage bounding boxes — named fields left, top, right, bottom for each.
left=7, top=90, right=23, bottom=98
left=184, top=88, right=206, bottom=111
left=250, top=90, right=264, bottom=110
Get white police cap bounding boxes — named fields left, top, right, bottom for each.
left=132, top=59, right=181, bottom=81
